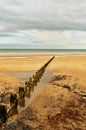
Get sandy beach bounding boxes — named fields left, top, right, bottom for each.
left=0, top=0, right=86, bottom=129
left=0, top=55, right=86, bottom=90
left=0, top=54, right=86, bottom=130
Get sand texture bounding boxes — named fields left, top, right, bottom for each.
left=0, top=55, right=86, bottom=130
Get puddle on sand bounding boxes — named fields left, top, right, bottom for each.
left=0, top=72, right=35, bottom=83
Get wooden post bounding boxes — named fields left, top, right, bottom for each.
left=0, top=104, right=7, bottom=125
left=33, top=75, right=37, bottom=86
left=10, top=93, right=17, bottom=106
left=8, top=94, right=18, bottom=117
left=18, top=87, right=25, bottom=107
left=19, top=87, right=25, bottom=98
left=35, top=73, right=40, bottom=82
left=25, top=87, right=31, bottom=98
left=34, top=73, right=38, bottom=83
left=32, top=75, right=35, bottom=82
left=25, top=80, right=30, bottom=87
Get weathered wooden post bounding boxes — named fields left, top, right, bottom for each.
left=29, top=77, right=35, bottom=92
left=10, top=93, right=17, bottom=106
left=39, top=69, right=44, bottom=76
left=18, top=87, right=25, bottom=107
left=35, top=72, right=41, bottom=82
left=25, top=80, right=30, bottom=88
left=33, top=75, right=37, bottom=86
left=0, top=104, right=7, bottom=125
left=8, top=94, right=18, bottom=117
left=35, top=72, right=39, bottom=82
left=25, top=86, right=31, bottom=98
left=25, top=80, right=31, bottom=98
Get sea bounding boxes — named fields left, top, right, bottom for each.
left=0, top=49, right=86, bottom=57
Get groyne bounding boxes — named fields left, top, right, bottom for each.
left=0, top=56, right=55, bottom=126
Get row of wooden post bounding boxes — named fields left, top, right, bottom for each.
left=0, top=56, right=55, bottom=126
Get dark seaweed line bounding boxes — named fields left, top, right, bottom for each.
left=0, top=56, right=55, bottom=126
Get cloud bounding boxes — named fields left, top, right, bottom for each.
left=0, top=30, right=86, bottom=49
left=0, top=0, right=86, bottom=49
left=0, top=0, right=86, bottom=34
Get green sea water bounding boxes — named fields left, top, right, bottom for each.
left=0, top=49, right=86, bottom=53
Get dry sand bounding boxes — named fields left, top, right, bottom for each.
left=0, top=55, right=86, bottom=130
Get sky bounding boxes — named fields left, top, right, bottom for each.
left=0, top=0, right=86, bottom=49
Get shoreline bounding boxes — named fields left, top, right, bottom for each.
left=0, top=52, right=86, bottom=61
